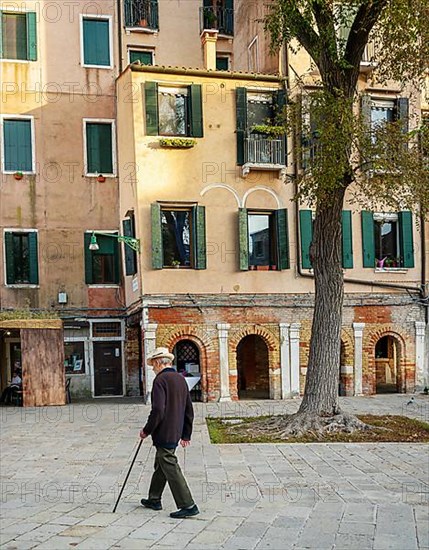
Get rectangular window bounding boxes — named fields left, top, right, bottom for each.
left=144, top=82, right=203, bottom=137
left=84, top=121, right=114, bottom=175
left=361, top=211, right=414, bottom=268
left=201, top=0, right=234, bottom=35
left=239, top=208, right=289, bottom=271
left=248, top=213, right=276, bottom=267
left=374, top=214, right=399, bottom=266
left=151, top=203, right=206, bottom=270
left=92, top=322, right=122, bottom=337
left=1, top=11, right=37, bottom=61
left=216, top=56, right=229, bottom=70
left=82, top=17, right=111, bottom=67
left=64, top=342, right=86, bottom=375
left=124, top=0, right=159, bottom=30
left=84, top=233, right=120, bottom=284
left=4, top=231, right=39, bottom=285
left=236, top=88, right=286, bottom=166
left=2, top=118, right=34, bottom=172
left=129, top=49, right=153, bottom=65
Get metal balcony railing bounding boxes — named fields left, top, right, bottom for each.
left=245, top=135, right=285, bottom=166
left=124, top=0, right=159, bottom=30
left=199, top=6, right=234, bottom=36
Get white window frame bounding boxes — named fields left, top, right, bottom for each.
left=248, top=35, right=259, bottom=73
left=83, top=119, right=117, bottom=177
left=0, top=9, right=32, bottom=64
left=0, top=115, right=36, bottom=174
left=3, top=228, right=39, bottom=288
left=80, top=14, right=113, bottom=69
left=128, top=47, right=155, bottom=65
left=64, top=338, right=90, bottom=377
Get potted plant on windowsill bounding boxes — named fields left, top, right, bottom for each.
left=257, top=265, right=270, bottom=271
left=159, top=138, right=196, bottom=149
left=251, top=124, right=285, bottom=139
left=14, top=171, right=24, bottom=180
left=97, top=174, right=106, bottom=183
left=171, top=260, right=181, bottom=268
left=205, top=10, right=217, bottom=29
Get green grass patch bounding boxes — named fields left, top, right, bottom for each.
left=206, top=415, right=429, bottom=444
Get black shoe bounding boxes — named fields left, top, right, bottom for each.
left=140, top=498, right=162, bottom=510
left=170, top=504, right=199, bottom=519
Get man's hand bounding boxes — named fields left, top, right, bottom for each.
left=180, top=439, right=191, bottom=448
left=140, top=429, right=148, bottom=440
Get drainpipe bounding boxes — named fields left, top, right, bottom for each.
left=117, top=0, right=123, bottom=73
left=420, top=210, right=428, bottom=324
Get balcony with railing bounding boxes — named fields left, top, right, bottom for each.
left=199, top=6, right=234, bottom=36
left=243, top=134, right=286, bottom=176
left=124, top=0, right=159, bottom=30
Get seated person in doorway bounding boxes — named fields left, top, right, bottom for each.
left=0, top=368, right=22, bottom=404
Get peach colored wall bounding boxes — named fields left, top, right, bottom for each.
left=0, top=0, right=120, bottom=310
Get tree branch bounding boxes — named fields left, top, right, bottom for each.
left=278, top=0, right=321, bottom=61
left=344, top=0, right=388, bottom=67
left=311, top=1, right=338, bottom=62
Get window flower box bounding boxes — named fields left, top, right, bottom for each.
left=159, top=138, right=196, bottom=149
left=251, top=124, right=286, bottom=139
left=14, top=172, right=24, bottom=180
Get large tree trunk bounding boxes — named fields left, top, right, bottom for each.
left=299, top=190, right=346, bottom=416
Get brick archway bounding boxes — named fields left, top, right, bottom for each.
left=158, top=328, right=216, bottom=402
left=229, top=325, right=280, bottom=400
left=365, top=328, right=413, bottom=394
left=340, top=330, right=354, bottom=396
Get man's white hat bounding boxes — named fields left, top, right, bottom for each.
left=146, top=347, right=175, bottom=363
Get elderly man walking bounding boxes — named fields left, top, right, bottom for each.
left=140, top=347, right=199, bottom=518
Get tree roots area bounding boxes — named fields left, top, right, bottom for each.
left=207, top=412, right=429, bottom=444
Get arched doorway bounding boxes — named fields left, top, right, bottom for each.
left=173, top=340, right=202, bottom=402
left=236, top=335, right=269, bottom=399
left=375, top=336, right=400, bottom=393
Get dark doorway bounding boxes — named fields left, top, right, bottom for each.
left=375, top=336, right=399, bottom=393
left=173, top=340, right=202, bottom=402
left=237, top=335, right=269, bottom=399
left=93, top=342, right=123, bottom=396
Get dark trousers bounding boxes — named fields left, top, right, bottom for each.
left=148, top=447, right=194, bottom=509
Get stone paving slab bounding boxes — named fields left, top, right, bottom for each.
left=0, top=395, right=428, bottom=549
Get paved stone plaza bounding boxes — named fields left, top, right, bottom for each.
left=1, top=395, right=428, bottom=549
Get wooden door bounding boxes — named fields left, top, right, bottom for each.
left=93, top=342, right=123, bottom=396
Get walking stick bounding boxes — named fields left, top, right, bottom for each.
left=112, top=439, right=143, bottom=513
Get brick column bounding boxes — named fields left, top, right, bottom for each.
left=289, top=323, right=301, bottom=396
left=415, top=321, right=426, bottom=389
left=353, top=322, right=365, bottom=396
left=142, top=322, right=158, bottom=403
left=217, top=323, right=231, bottom=402
left=279, top=323, right=291, bottom=399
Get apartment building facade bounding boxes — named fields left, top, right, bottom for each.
left=1, top=0, right=427, bottom=403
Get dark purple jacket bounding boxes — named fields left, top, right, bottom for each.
left=143, top=368, right=194, bottom=448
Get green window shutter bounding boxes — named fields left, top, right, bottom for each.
left=361, top=211, right=375, bottom=267
left=189, top=84, right=203, bottom=138
left=84, top=233, right=94, bottom=283
left=397, top=97, right=409, bottom=134
left=275, top=208, right=289, bottom=270
left=193, top=205, right=206, bottom=269
left=398, top=211, right=414, bottom=268
left=4, top=119, right=32, bottom=172
left=5, top=232, right=15, bottom=284
left=216, top=57, right=229, bottom=70
left=341, top=210, right=353, bottom=269
left=26, top=12, right=37, bottom=60
left=122, top=219, right=137, bottom=275
left=299, top=210, right=313, bottom=269
left=151, top=203, right=162, bottom=269
left=145, top=82, right=159, bottom=136
left=83, top=19, right=110, bottom=66
left=86, top=123, right=113, bottom=174
left=129, top=50, right=153, bottom=65
left=112, top=238, right=120, bottom=284
left=238, top=208, right=249, bottom=270
left=236, top=88, right=247, bottom=165
left=28, top=232, right=39, bottom=284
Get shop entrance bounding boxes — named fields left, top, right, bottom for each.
left=173, top=340, right=202, bottom=402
